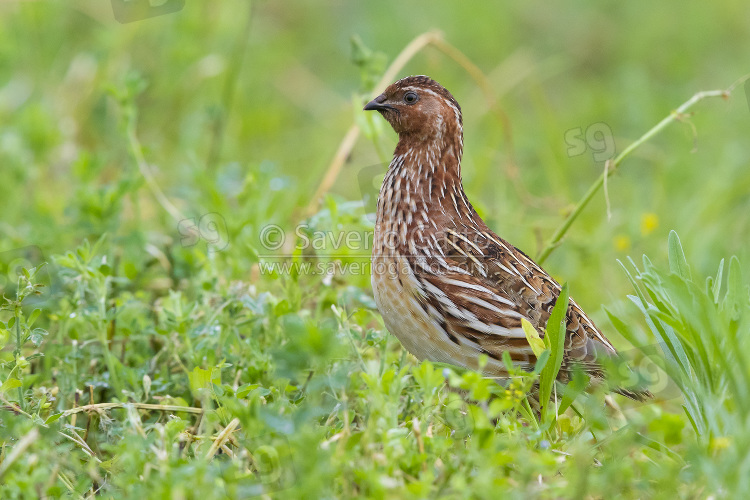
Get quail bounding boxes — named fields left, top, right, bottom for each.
left=364, top=75, right=649, bottom=400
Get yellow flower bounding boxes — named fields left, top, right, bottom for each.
left=641, top=213, right=659, bottom=236
left=710, top=436, right=731, bottom=453
left=614, top=235, right=631, bottom=252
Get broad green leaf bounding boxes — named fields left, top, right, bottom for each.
left=0, top=377, right=22, bottom=394
left=188, top=367, right=220, bottom=397
left=30, top=327, right=48, bottom=347
left=28, top=308, right=42, bottom=327
left=540, top=283, right=569, bottom=418
left=45, top=412, right=63, bottom=425
left=521, top=318, right=546, bottom=358
left=533, top=349, right=550, bottom=375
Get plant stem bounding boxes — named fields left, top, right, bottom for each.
left=13, top=300, right=24, bottom=411
left=536, top=89, right=734, bottom=265
left=59, top=401, right=204, bottom=417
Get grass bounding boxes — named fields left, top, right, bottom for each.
left=1, top=1, right=749, bottom=498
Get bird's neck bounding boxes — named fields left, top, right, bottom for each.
left=375, top=132, right=474, bottom=236
left=396, top=127, right=463, bottom=174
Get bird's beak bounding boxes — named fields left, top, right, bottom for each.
left=363, top=94, right=394, bottom=112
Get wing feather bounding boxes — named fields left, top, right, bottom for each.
left=406, top=227, right=619, bottom=379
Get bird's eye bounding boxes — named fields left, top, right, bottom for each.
left=403, top=91, right=419, bottom=104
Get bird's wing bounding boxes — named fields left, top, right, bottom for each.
left=408, top=227, right=617, bottom=378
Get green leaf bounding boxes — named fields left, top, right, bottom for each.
left=533, top=350, right=550, bottom=374
left=683, top=404, right=702, bottom=437
left=521, top=318, right=546, bottom=358
left=724, top=255, right=743, bottom=321
left=668, top=230, right=691, bottom=281
left=501, top=351, right=514, bottom=373
left=712, top=258, right=725, bottom=303
left=619, top=259, right=649, bottom=306
left=558, top=369, right=589, bottom=415
left=605, top=305, right=647, bottom=347
left=0, top=377, right=22, bottom=394
left=627, top=295, right=691, bottom=380
left=123, top=261, right=138, bottom=280
left=30, top=328, right=48, bottom=347
left=45, top=412, right=63, bottom=425
left=212, top=383, right=225, bottom=397
left=188, top=367, right=220, bottom=397
left=540, top=283, right=569, bottom=418
left=28, top=308, right=42, bottom=327
left=90, top=233, right=108, bottom=261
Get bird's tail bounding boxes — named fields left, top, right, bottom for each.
left=614, top=386, right=654, bottom=402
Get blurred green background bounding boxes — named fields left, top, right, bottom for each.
left=0, top=1, right=748, bottom=497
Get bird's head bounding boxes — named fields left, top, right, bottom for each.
left=363, top=75, right=463, bottom=141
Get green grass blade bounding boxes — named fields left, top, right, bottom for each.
left=712, top=258, right=725, bottom=303
left=540, top=283, right=569, bottom=418
left=668, top=230, right=692, bottom=281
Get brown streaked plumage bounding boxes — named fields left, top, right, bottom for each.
left=364, top=75, right=649, bottom=400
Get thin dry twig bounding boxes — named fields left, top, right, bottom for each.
left=56, top=470, right=84, bottom=499
left=205, top=417, right=241, bottom=459
left=0, top=395, right=107, bottom=466
left=60, top=402, right=204, bottom=417
left=58, top=429, right=102, bottom=464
